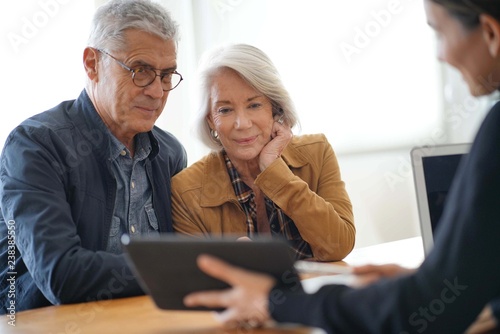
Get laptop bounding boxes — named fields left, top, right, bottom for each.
left=411, top=143, right=470, bottom=256
left=121, top=235, right=300, bottom=310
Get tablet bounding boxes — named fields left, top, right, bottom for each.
left=121, top=235, right=301, bottom=310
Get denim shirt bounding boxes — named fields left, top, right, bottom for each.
left=106, top=132, right=159, bottom=254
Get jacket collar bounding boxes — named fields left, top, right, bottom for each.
left=199, top=138, right=309, bottom=207
left=280, top=139, right=309, bottom=168
left=200, top=152, right=237, bottom=207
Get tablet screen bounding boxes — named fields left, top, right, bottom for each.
left=122, top=235, right=301, bottom=310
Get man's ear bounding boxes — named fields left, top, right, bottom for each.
left=83, top=47, right=99, bottom=80
left=480, top=14, right=500, bottom=58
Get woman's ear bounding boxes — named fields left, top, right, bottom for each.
left=480, top=14, right=500, bottom=58
left=206, top=114, right=215, bottom=129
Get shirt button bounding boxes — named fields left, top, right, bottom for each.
left=131, top=181, right=135, bottom=189
left=130, top=225, right=136, bottom=233
left=120, top=150, right=126, bottom=156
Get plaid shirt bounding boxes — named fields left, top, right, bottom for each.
left=223, top=151, right=312, bottom=259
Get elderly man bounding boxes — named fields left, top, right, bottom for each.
left=0, top=0, right=186, bottom=313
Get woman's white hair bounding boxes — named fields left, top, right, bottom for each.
left=196, top=44, right=300, bottom=150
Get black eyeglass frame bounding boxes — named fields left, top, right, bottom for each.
left=96, top=48, right=183, bottom=92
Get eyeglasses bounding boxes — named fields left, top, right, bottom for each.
left=96, top=48, right=183, bottom=91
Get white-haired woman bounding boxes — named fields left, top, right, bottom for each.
left=171, top=44, right=355, bottom=261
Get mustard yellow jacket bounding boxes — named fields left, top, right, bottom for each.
left=171, top=134, right=355, bottom=261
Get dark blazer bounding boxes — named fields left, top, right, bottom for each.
left=270, top=101, right=500, bottom=333
left=0, top=90, right=187, bottom=313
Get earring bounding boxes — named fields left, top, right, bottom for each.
left=210, top=129, right=219, bottom=141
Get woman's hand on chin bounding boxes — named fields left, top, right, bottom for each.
left=258, top=119, right=293, bottom=171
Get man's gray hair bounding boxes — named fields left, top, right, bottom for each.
left=88, top=0, right=179, bottom=52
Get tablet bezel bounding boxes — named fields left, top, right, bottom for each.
left=122, top=235, right=300, bottom=310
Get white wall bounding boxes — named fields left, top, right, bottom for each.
left=1, top=0, right=494, bottom=249
left=160, top=0, right=493, bottom=248
left=0, top=1, right=93, bottom=147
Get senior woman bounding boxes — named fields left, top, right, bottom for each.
left=171, top=44, right=355, bottom=261
left=183, top=1, right=500, bottom=333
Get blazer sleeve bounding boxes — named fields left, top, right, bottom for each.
left=489, top=298, right=500, bottom=328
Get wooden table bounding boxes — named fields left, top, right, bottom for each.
left=2, top=295, right=323, bottom=334
left=1, top=237, right=424, bottom=333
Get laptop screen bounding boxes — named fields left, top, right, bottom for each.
left=422, top=154, right=464, bottom=232
left=411, top=144, right=470, bottom=255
